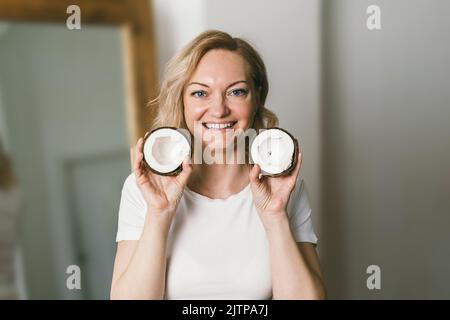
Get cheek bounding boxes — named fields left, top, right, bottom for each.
left=232, top=103, right=255, bottom=125
left=233, top=94, right=257, bottom=122
left=186, top=105, right=205, bottom=120
left=184, top=101, right=206, bottom=129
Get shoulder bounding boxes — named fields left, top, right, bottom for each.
left=286, top=178, right=318, bottom=243
left=119, top=172, right=147, bottom=212
left=121, top=172, right=140, bottom=197
left=287, top=178, right=308, bottom=213
left=123, top=171, right=137, bottom=189
left=286, top=178, right=313, bottom=226
left=116, top=172, right=147, bottom=241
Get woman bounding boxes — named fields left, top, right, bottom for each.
left=111, top=30, right=326, bottom=300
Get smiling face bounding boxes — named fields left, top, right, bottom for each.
left=183, top=49, right=258, bottom=151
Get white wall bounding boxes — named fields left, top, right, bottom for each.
left=322, top=0, right=450, bottom=298
left=152, top=0, right=205, bottom=80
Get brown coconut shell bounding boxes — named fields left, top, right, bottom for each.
left=142, top=126, right=193, bottom=176
left=252, top=127, right=299, bottom=177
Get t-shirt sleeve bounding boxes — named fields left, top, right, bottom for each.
left=286, top=179, right=318, bottom=244
left=115, top=172, right=148, bottom=242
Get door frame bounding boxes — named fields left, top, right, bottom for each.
left=0, top=0, right=158, bottom=143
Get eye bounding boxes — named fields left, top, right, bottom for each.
left=228, top=88, right=248, bottom=97
left=191, top=90, right=207, bottom=98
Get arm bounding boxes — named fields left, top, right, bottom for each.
left=110, top=135, right=192, bottom=300
left=249, top=151, right=326, bottom=300
left=110, top=212, right=171, bottom=300
left=266, top=216, right=326, bottom=299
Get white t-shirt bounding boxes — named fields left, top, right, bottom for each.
left=116, top=172, right=318, bottom=300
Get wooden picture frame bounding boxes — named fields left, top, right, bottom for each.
left=0, top=0, right=158, bottom=145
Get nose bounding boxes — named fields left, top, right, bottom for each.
left=208, top=92, right=230, bottom=118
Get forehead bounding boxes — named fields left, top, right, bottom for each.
left=188, top=49, right=248, bottom=84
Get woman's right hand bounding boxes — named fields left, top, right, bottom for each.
left=133, top=132, right=192, bottom=227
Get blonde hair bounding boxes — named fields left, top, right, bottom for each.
left=149, top=30, right=278, bottom=130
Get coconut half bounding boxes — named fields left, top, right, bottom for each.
left=143, top=127, right=191, bottom=176
left=250, top=128, right=298, bottom=176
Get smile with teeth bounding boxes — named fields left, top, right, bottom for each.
left=202, top=122, right=236, bottom=129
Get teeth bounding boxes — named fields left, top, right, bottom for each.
left=204, top=122, right=234, bottom=129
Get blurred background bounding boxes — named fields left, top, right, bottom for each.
left=0, top=0, right=449, bottom=299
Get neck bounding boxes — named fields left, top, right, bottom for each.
left=188, top=163, right=250, bottom=199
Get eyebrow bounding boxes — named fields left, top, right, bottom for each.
left=186, top=80, right=248, bottom=89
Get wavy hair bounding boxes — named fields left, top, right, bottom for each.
left=149, top=30, right=278, bottom=131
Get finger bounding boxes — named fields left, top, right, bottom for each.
left=138, top=136, right=145, bottom=154
left=134, top=138, right=145, bottom=174
left=176, top=156, right=193, bottom=187
left=133, top=140, right=141, bottom=170
left=295, top=152, right=302, bottom=175
left=144, top=131, right=150, bottom=140
left=249, top=164, right=262, bottom=185
left=286, top=152, right=302, bottom=189
left=134, top=137, right=143, bottom=159
left=290, top=152, right=302, bottom=176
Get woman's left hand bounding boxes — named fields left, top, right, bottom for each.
left=249, top=150, right=302, bottom=229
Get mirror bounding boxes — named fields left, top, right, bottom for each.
left=0, top=0, right=157, bottom=299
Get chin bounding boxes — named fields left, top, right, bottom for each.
left=203, top=137, right=233, bottom=151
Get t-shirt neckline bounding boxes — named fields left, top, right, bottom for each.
left=184, top=183, right=251, bottom=202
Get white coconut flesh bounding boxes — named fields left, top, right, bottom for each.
left=251, top=129, right=295, bottom=175
left=143, top=128, right=191, bottom=174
